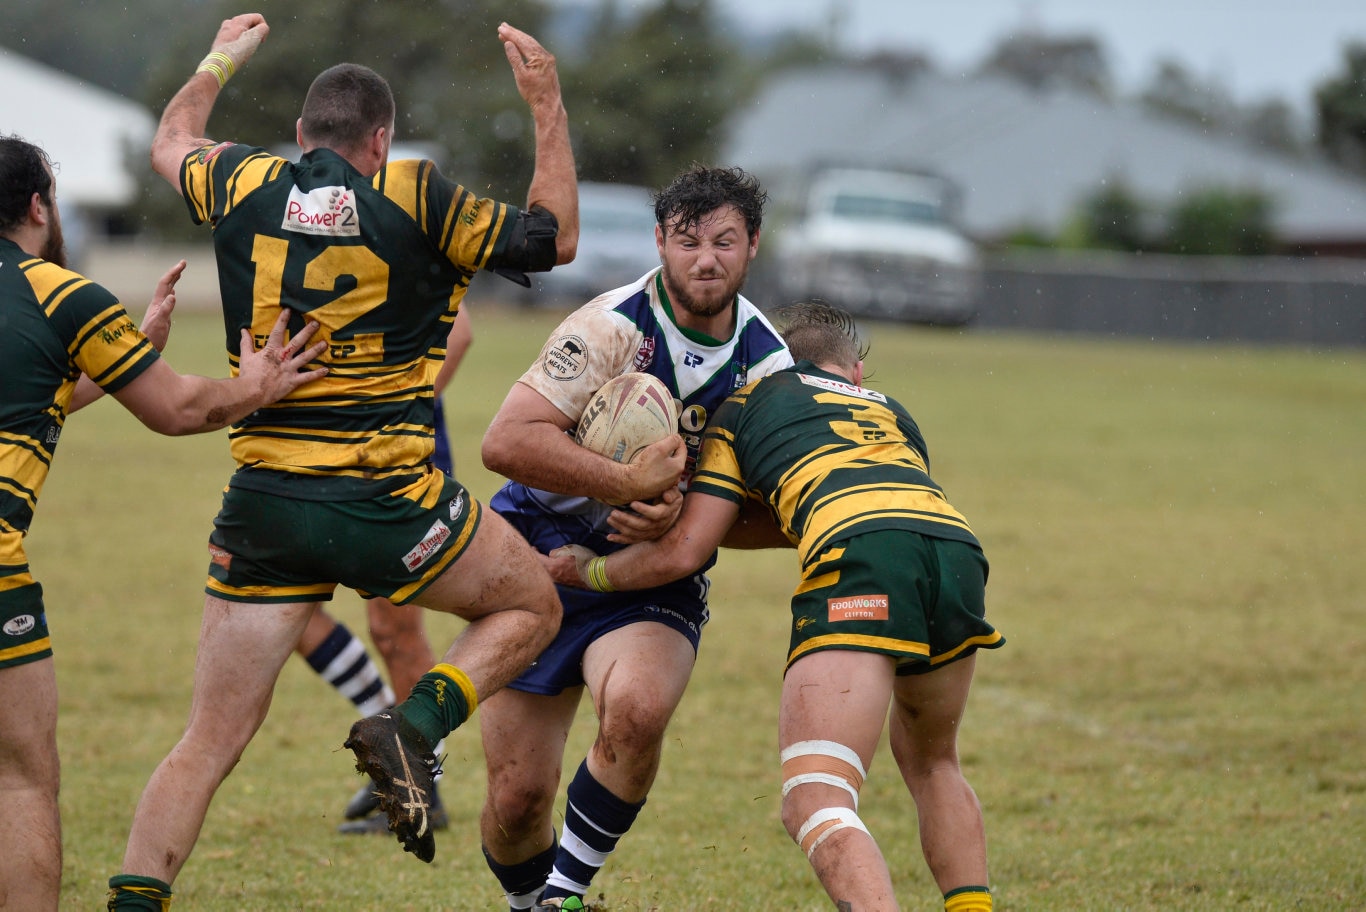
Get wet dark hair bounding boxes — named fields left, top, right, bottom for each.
left=652, top=164, right=767, bottom=238
left=299, top=63, right=396, bottom=154
left=0, top=134, right=54, bottom=234
left=776, top=301, right=869, bottom=366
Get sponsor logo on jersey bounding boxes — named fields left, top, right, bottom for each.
left=45, top=425, right=60, bottom=445
left=98, top=318, right=138, bottom=345
left=449, top=491, right=465, bottom=522
left=632, top=338, right=656, bottom=372
left=683, top=351, right=704, bottom=368
left=799, top=373, right=887, bottom=403
left=194, top=141, right=233, bottom=165
left=827, top=594, right=890, bottom=622
left=208, top=544, right=233, bottom=571
left=733, top=364, right=749, bottom=389
left=543, top=334, right=588, bottom=380
left=282, top=184, right=361, bottom=237
left=2, top=614, right=36, bottom=637
left=403, top=519, right=451, bottom=571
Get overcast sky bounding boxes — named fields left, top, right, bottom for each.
left=580, top=0, right=1366, bottom=114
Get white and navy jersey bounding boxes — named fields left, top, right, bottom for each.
left=491, top=267, right=792, bottom=566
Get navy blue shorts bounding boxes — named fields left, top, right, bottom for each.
left=508, top=585, right=708, bottom=695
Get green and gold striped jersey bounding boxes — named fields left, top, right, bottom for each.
left=0, top=237, right=160, bottom=572
left=180, top=143, right=534, bottom=499
left=690, top=361, right=979, bottom=568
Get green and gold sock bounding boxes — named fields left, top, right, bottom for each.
left=107, top=874, right=173, bottom=911
left=944, top=885, right=992, bottom=912
left=393, top=663, right=477, bottom=748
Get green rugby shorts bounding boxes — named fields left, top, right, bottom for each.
left=205, top=470, right=481, bottom=605
left=0, top=571, right=50, bottom=668
left=787, top=530, right=1003, bottom=675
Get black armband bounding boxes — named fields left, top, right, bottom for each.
left=491, top=204, right=560, bottom=287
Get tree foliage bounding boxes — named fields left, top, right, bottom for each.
left=558, top=0, right=741, bottom=187
left=1047, top=180, right=1277, bottom=255
left=1165, top=186, right=1275, bottom=255
left=978, top=32, right=1113, bottom=96
left=1067, top=180, right=1150, bottom=251
left=1314, top=41, right=1366, bottom=175
left=0, top=0, right=191, bottom=98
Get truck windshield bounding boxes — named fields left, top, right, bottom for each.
left=831, top=193, right=942, bottom=225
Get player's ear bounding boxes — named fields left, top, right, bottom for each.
left=29, top=191, right=48, bottom=225
left=852, top=360, right=864, bottom=386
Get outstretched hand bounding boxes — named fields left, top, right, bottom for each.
left=139, top=259, right=187, bottom=352
left=498, top=22, right=563, bottom=114
left=237, top=309, right=329, bottom=404
left=209, top=13, right=269, bottom=73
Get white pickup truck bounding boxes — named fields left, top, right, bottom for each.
left=769, top=167, right=981, bottom=325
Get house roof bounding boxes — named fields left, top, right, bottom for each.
left=722, top=67, right=1366, bottom=245
left=0, top=48, right=155, bottom=209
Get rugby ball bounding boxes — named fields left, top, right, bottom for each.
left=574, top=372, right=679, bottom=464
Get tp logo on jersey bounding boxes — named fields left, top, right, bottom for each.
left=683, top=351, right=703, bottom=368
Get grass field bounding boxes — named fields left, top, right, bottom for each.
left=29, top=303, right=1365, bottom=910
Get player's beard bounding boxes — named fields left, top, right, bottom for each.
left=40, top=202, right=68, bottom=268
left=662, top=256, right=750, bottom=318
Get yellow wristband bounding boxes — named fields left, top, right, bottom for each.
left=195, top=51, right=236, bottom=88
left=585, top=556, right=615, bottom=593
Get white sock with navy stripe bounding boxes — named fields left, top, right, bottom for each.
left=304, top=621, right=394, bottom=717
left=542, top=761, right=644, bottom=901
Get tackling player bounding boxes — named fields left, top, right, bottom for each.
left=545, top=302, right=1002, bottom=912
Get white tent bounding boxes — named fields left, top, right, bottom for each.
left=0, top=48, right=154, bottom=209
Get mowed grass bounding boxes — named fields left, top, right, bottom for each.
left=30, top=302, right=1365, bottom=910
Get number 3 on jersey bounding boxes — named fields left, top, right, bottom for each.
left=250, top=235, right=387, bottom=364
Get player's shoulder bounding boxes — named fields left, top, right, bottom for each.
left=20, top=258, right=113, bottom=307
left=558, top=292, right=650, bottom=341
left=186, top=141, right=274, bottom=174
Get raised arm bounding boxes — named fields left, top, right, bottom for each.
left=112, top=310, right=328, bottom=436
left=150, top=13, right=270, bottom=191
left=498, top=22, right=578, bottom=264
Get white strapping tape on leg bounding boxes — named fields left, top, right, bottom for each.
left=796, top=806, right=870, bottom=859
left=780, top=739, right=868, bottom=807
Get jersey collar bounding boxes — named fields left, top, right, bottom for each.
left=653, top=271, right=732, bottom=347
